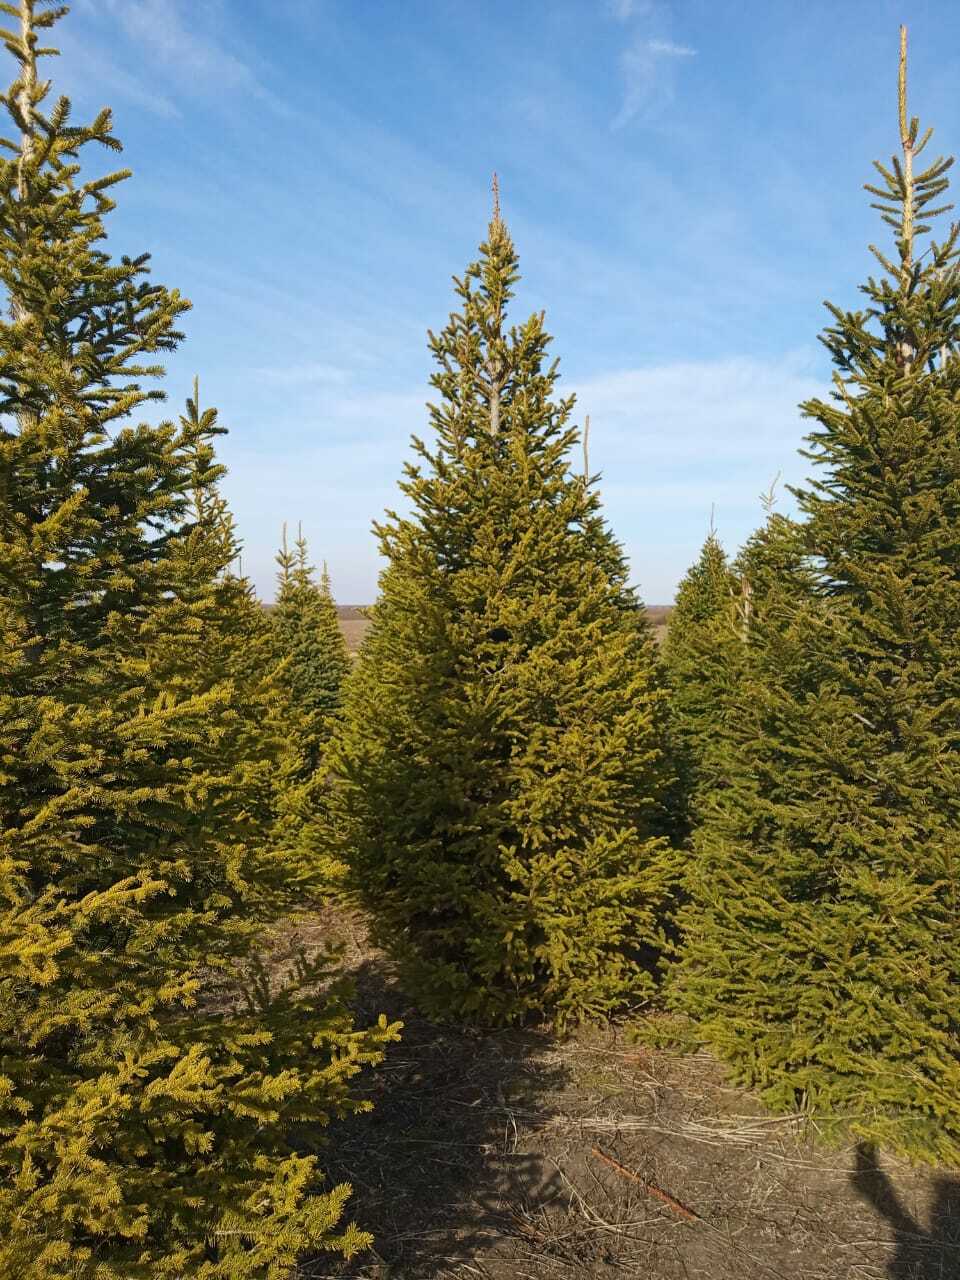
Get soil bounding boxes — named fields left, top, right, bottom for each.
left=277, top=909, right=960, bottom=1280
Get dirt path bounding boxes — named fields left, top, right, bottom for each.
left=284, top=911, right=960, bottom=1280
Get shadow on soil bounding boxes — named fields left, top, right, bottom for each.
left=852, top=1142, right=960, bottom=1280
left=305, top=955, right=569, bottom=1279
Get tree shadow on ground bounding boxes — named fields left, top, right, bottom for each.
left=303, top=955, right=570, bottom=1279
left=851, top=1141, right=960, bottom=1280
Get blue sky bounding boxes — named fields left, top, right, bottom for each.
left=51, top=0, right=960, bottom=603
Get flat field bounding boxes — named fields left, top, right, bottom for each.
left=335, top=605, right=674, bottom=654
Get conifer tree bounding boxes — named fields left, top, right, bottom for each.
left=270, top=527, right=351, bottom=887
left=327, top=189, right=677, bottom=1027
left=272, top=525, right=350, bottom=775
left=672, top=28, right=960, bottom=1165
left=731, top=504, right=814, bottom=633
left=662, top=530, right=739, bottom=824
left=0, top=5, right=396, bottom=1274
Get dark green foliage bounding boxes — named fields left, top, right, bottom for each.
left=671, top=38, right=960, bottom=1165
left=270, top=528, right=352, bottom=888
left=272, top=526, right=350, bottom=775
left=662, top=532, right=739, bottom=824
left=0, top=6, right=397, bottom=1274
left=327, top=205, right=677, bottom=1027
left=732, top=509, right=815, bottom=629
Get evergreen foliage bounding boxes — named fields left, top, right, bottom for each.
left=327, top=197, right=677, bottom=1027
left=0, top=5, right=397, bottom=1274
left=272, top=525, right=350, bottom=775
left=270, top=527, right=351, bottom=887
left=661, top=531, right=739, bottom=824
left=731, top=507, right=815, bottom=628
left=671, top=29, right=960, bottom=1165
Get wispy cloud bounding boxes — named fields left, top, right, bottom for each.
left=55, top=29, right=181, bottom=118
left=253, top=362, right=354, bottom=388
left=568, top=354, right=820, bottom=599
left=613, top=35, right=697, bottom=128
left=607, top=0, right=656, bottom=22
left=572, top=355, right=817, bottom=468
left=219, top=356, right=822, bottom=605
left=76, top=0, right=294, bottom=118
left=648, top=38, right=696, bottom=58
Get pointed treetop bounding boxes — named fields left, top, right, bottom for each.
left=899, top=25, right=909, bottom=151
left=760, top=471, right=780, bottom=515
left=898, top=24, right=914, bottom=274
left=276, top=521, right=295, bottom=588
left=862, top=24, right=952, bottom=292
left=295, top=522, right=312, bottom=580
left=487, top=169, right=512, bottom=254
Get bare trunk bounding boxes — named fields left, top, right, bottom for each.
left=489, top=386, right=500, bottom=435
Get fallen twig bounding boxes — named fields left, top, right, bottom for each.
left=590, top=1146, right=701, bottom=1223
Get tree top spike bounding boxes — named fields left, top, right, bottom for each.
left=899, top=25, right=908, bottom=147
left=492, top=171, right=501, bottom=224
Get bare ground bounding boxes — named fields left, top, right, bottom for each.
left=280, top=909, right=960, bottom=1280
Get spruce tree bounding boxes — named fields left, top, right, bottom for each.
left=270, top=527, right=351, bottom=888
left=662, top=530, right=739, bottom=824
left=0, top=5, right=396, bottom=1274
left=672, top=28, right=960, bottom=1165
left=731, top=506, right=814, bottom=630
left=327, top=192, right=677, bottom=1027
left=272, top=525, right=350, bottom=774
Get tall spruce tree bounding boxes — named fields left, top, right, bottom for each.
left=671, top=28, right=960, bottom=1165
left=662, top=530, right=739, bottom=825
left=272, top=525, right=350, bottom=775
left=270, top=527, right=351, bottom=887
left=0, top=5, right=396, bottom=1275
left=327, top=191, right=677, bottom=1027
left=731, top=506, right=814, bottom=632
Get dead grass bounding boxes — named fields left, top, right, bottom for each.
left=280, top=907, right=960, bottom=1280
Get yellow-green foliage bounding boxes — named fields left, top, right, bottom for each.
left=327, top=209, right=678, bottom=1027
left=671, top=68, right=960, bottom=1166
left=272, top=528, right=351, bottom=776
left=0, top=5, right=398, bottom=1274
left=269, top=530, right=353, bottom=886
left=661, top=532, right=740, bottom=826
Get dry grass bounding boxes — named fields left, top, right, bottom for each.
left=272, top=907, right=960, bottom=1280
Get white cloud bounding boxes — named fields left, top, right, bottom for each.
left=608, top=0, right=660, bottom=20
left=608, top=0, right=646, bottom=20
left=85, top=0, right=294, bottom=118
left=253, top=362, right=354, bottom=388
left=648, top=38, right=696, bottom=57
left=55, top=29, right=181, bottom=118
left=613, top=35, right=697, bottom=128
left=217, top=355, right=825, bottom=605
left=571, top=356, right=817, bottom=465
left=571, top=355, right=820, bottom=587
